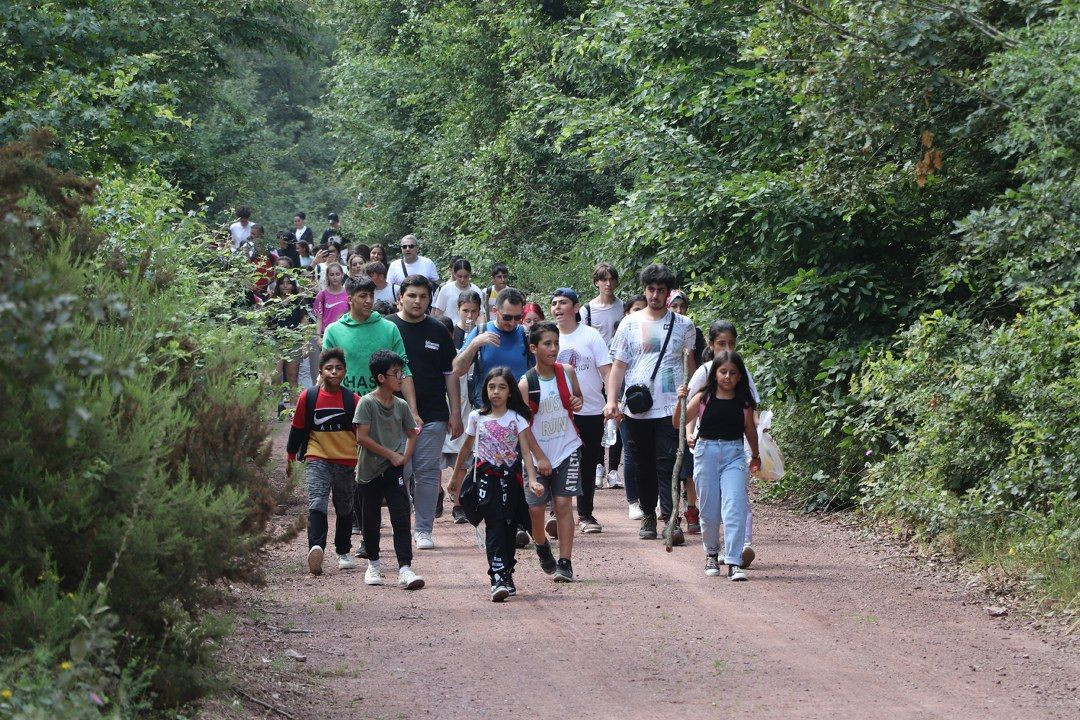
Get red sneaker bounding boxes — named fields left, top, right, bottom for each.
left=684, top=506, right=701, bottom=534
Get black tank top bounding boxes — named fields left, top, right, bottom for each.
left=698, top=396, right=746, bottom=441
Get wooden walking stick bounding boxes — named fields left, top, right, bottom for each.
left=665, top=348, right=692, bottom=552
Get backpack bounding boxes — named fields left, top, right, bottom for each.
left=525, top=363, right=579, bottom=433
left=297, top=386, right=358, bottom=461
left=467, top=321, right=535, bottom=405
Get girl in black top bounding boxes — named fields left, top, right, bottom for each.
left=682, top=351, right=761, bottom=581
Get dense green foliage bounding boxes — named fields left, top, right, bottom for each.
left=321, top=0, right=1078, bottom=601
left=0, top=2, right=341, bottom=715
left=0, top=133, right=278, bottom=714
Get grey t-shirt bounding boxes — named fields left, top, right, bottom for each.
left=353, top=393, right=417, bottom=482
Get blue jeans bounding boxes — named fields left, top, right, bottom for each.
left=693, top=439, right=748, bottom=565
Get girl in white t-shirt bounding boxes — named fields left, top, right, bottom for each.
left=448, top=367, right=540, bottom=602
left=431, top=258, right=482, bottom=325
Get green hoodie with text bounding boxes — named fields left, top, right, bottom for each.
left=322, top=312, right=411, bottom=393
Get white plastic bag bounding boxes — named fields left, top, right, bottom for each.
left=755, top=410, right=785, bottom=481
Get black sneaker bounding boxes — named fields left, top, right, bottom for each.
left=351, top=522, right=362, bottom=535
left=639, top=514, right=657, bottom=540
left=491, top=582, right=510, bottom=602
left=505, top=574, right=517, bottom=597
left=435, top=488, right=445, bottom=519
left=553, top=558, right=574, bottom=583
left=728, top=564, right=748, bottom=582
left=353, top=540, right=368, bottom=559
left=452, top=506, right=469, bottom=524
left=535, top=541, right=557, bottom=574
left=515, top=527, right=531, bottom=548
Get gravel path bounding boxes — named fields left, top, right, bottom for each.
left=205, top=426, right=1079, bottom=720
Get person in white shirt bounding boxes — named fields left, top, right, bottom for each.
left=550, top=288, right=612, bottom=534
left=229, top=206, right=252, bottom=251
left=365, top=261, right=400, bottom=306
left=386, top=234, right=439, bottom=285
left=582, top=262, right=625, bottom=345
left=582, top=262, right=626, bottom=492
left=432, top=258, right=482, bottom=325
left=604, top=264, right=697, bottom=541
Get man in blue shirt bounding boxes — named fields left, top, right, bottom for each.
left=452, top=287, right=534, bottom=406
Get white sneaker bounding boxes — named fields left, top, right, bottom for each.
left=398, top=566, right=425, bottom=590
left=628, top=501, right=644, bottom=520
left=728, top=565, right=748, bottom=582
left=364, top=560, right=383, bottom=586
left=594, top=463, right=606, bottom=489
left=415, top=531, right=435, bottom=550
left=608, top=470, right=623, bottom=489
left=307, top=546, right=324, bottom=576
left=337, top=553, right=357, bottom=570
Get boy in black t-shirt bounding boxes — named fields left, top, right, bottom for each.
left=385, top=275, right=462, bottom=548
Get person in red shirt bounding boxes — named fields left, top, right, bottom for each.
left=286, top=349, right=359, bottom=576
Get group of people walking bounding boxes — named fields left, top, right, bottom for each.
left=235, top=207, right=764, bottom=602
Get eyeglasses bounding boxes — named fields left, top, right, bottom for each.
left=384, top=370, right=405, bottom=379
left=400, top=244, right=417, bottom=250
left=500, top=313, right=522, bottom=322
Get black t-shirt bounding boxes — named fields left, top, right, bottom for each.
left=698, top=396, right=748, bottom=441
left=453, top=326, right=467, bottom=351
left=387, top=314, right=456, bottom=422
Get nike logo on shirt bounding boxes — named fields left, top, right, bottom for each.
left=314, top=408, right=348, bottom=427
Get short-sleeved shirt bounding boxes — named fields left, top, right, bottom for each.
left=583, top=299, right=624, bottom=346
left=373, top=282, right=399, bottom=306
left=354, top=394, right=417, bottom=482
left=557, top=324, right=611, bottom=416
left=460, top=321, right=533, bottom=405
left=432, top=282, right=482, bottom=325
left=313, top=289, right=349, bottom=328
left=387, top=314, right=456, bottom=423
left=229, top=221, right=251, bottom=251
left=465, top=409, right=527, bottom=468
left=610, top=310, right=696, bottom=420
left=386, top=256, right=439, bottom=285
left=688, top=360, right=760, bottom=405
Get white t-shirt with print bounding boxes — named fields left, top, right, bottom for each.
left=610, top=310, right=696, bottom=420
left=583, top=299, right=624, bottom=346
left=373, top=283, right=399, bottom=306
left=530, top=366, right=583, bottom=468
left=387, top=256, right=439, bottom=285
left=432, top=282, right=482, bottom=325
left=556, top=323, right=611, bottom=416
left=465, top=409, right=526, bottom=468
left=688, top=360, right=761, bottom=405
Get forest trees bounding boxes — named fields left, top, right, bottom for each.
left=322, top=0, right=1079, bottom=601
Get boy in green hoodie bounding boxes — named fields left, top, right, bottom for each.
left=324, top=275, right=422, bottom=555
left=323, top=275, right=420, bottom=417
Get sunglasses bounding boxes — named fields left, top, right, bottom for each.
left=400, top=244, right=417, bottom=250
left=500, top=313, right=522, bottom=322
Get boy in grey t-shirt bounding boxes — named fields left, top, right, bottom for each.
left=354, top=350, right=424, bottom=590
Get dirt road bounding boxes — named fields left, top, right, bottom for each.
left=207, top=429, right=1079, bottom=720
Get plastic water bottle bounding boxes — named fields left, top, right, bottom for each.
left=602, top=418, right=617, bottom=447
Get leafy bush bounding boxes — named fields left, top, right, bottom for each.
left=0, top=133, right=273, bottom=712
left=852, top=304, right=1080, bottom=600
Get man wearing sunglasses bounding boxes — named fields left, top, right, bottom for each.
left=386, top=234, right=440, bottom=287
left=452, top=287, right=535, bottom=408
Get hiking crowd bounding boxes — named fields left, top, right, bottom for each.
left=229, top=207, right=766, bottom=602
